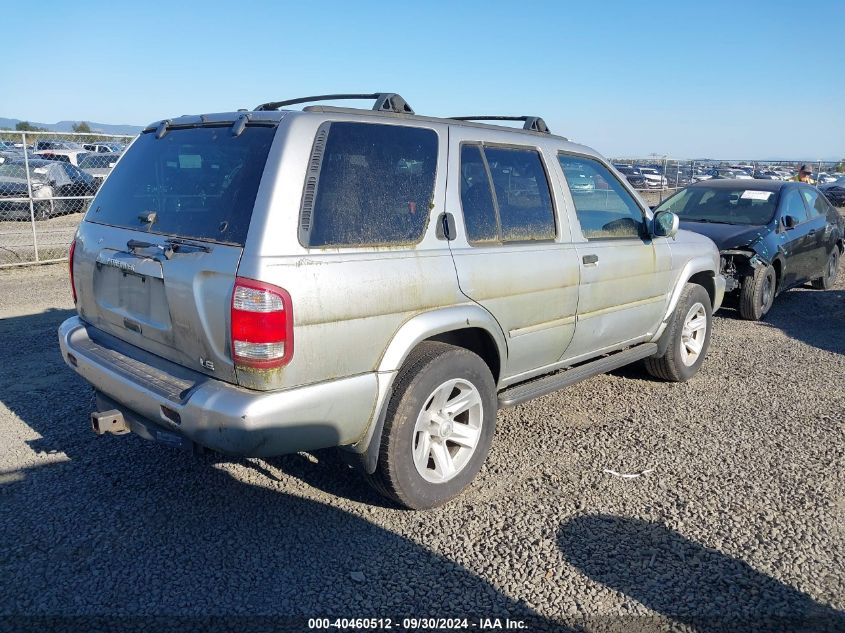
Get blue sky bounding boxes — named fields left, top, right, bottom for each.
left=2, top=0, right=842, bottom=159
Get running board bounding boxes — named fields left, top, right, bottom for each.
left=497, top=343, right=658, bottom=408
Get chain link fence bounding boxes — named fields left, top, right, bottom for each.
left=0, top=130, right=134, bottom=267
left=609, top=157, right=844, bottom=207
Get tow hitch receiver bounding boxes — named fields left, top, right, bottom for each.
left=91, top=409, right=129, bottom=435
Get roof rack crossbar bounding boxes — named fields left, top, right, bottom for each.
left=254, top=93, right=414, bottom=114
left=449, top=115, right=550, bottom=134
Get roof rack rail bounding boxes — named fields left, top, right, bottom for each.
left=254, top=93, right=414, bottom=114
left=449, top=116, right=551, bottom=134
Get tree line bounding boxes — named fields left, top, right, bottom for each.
left=14, top=121, right=93, bottom=133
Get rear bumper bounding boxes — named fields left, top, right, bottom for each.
left=58, top=316, right=378, bottom=456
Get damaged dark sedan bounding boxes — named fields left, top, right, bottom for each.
left=655, top=179, right=844, bottom=320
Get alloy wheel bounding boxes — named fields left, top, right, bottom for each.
left=679, top=302, right=707, bottom=367
left=761, top=270, right=775, bottom=312
left=412, top=378, right=484, bottom=484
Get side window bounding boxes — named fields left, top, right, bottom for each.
left=780, top=188, right=809, bottom=223
left=459, top=145, right=498, bottom=243
left=559, top=155, right=644, bottom=239
left=800, top=186, right=829, bottom=218
left=483, top=147, right=556, bottom=242
left=303, top=122, right=438, bottom=247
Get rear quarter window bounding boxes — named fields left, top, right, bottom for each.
left=300, top=122, right=438, bottom=247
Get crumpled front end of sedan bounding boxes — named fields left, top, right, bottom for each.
left=719, top=248, right=770, bottom=293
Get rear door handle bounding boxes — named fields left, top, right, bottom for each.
left=582, top=254, right=599, bottom=265
left=807, top=229, right=817, bottom=236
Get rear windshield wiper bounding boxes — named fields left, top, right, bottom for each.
left=126, top=237, right=211, bottom=260
left=165, top=238, right=212, bottom=253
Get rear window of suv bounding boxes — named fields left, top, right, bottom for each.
left=86, top=125, right=276, bottom=245
left=301, top=122, right=438, bottom=247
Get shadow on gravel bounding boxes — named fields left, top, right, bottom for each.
left=243, top=450, right=399, bottom=509
left=0, top=308, right=86, bottom=460
left=0, top=308, right=566, bottom=628
left=715, top=284, right=844, bottom=356
left=761, top=289, right=845, bottom=356
left=559, top=514, right=845, bottom=632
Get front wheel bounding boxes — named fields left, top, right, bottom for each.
left=811, top=248, right=840, bottom=290
left=366, top=342, right=497, bottom=510
left=739, top=263, right=776, bottom=320
left=644, top=283, right=712, bottom=382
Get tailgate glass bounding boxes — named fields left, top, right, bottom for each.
left=85, top=125, right=275, bottom=245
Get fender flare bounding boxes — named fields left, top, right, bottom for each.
left=652, top=257, right=719, bottom=355
left=349, top=304, right=508, bottom=473
left=376, top=304, right=507, bottom=374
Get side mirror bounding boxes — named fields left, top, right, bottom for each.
left=653, top=210, right=679, bottom=238
left=783, top=215, right=797, bottom=229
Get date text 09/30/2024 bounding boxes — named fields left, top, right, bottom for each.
left=307, top=617, right=528, bottom=630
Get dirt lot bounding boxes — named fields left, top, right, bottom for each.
left=0, top=213, right=81, bottom=265
left=0, top=263, right=843, bottom=630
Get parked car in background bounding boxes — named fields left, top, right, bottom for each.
left=710, top=168, right=753, bottom=180
left=613, top=164, right=648, bottom=188
left=665, top=170, right=691, bottom=187
left=753, top=169, right=781, bottom=180
left=0, top=159, right=97, bottom=220
left=819, top=175, right=845, bottom=208
left=815, top=172, right=838, bottom=184
left=35, top=140, right=84, bottom=151
left=57, top=94, right=725, bottom=509
left=729, top=164, right=754, bottom=175
left=0, top=149, right=23, bottom=165
left=34, top=149, right=91, bottom=167
left=638, top=167, right=668, bottom=189
left=0, top=141, right=18, bottom=150
left=83, top=142, right=126, bottom=154
left=562, top=168, right=596, bottom=192
left=78, top=152, right=119, bottom=188
left=655, top=180, right=843, bottom=320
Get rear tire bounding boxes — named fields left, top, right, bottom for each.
left=811, top=248, right=839, bottom=290
left=739, top=264, right=776, bottom=320
left=366, top=342, right=497, bottom=510
left=35, top=202, right=51, bottom=221
left=645, top=283, right=712, bottom=382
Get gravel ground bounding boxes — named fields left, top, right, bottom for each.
left=0, top=263, right=843, bottom=631
left=0, top=212, right=83, bottom=265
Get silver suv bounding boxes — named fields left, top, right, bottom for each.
left=58, top=93, right=725, bottom=509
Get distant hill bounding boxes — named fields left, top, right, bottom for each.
left=0, top=117, right=143, bottom=136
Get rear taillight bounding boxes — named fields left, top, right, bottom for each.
left=231, top=277, right=293, bottom=369
left=69, top=239, right=77, bottom=303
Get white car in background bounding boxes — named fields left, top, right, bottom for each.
left=730, top=164, right=755, bottom=175
left=78, top=153, right=120, bottom=188
left=816, top=173, right=838, bottom=184
left=638, top=167, right=668, bottom=189
left=83, top=142, right=126, bottom=154
left=33, top=149, right=91, bottom=167
left=712, top=168, right=753, bottom=180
